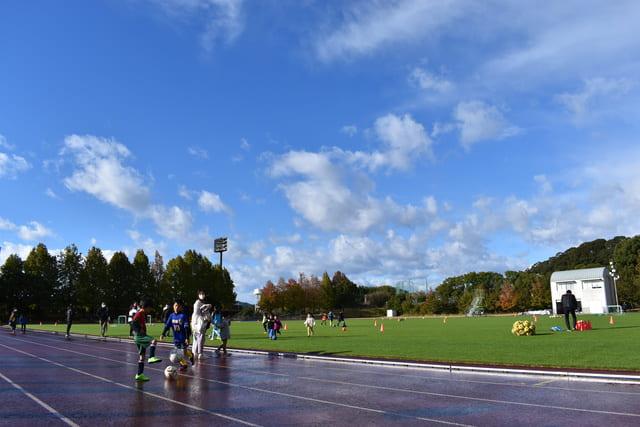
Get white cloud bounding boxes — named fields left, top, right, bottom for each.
left=45, top=188, right=59, bottom=199
left=533, top=175, right=552, bottom=194
left=149, top=0, right=244, bottom=52
left=178, top=185, right=194, bottom=200
left=270, top=150, right=439, bottom=233
left=454, top=101, right=519, bottom=150
left=187, top=146, right=209, bottom=159
left=198, top=190, right=232, bottom=215
left=340, top=114, right=432, bottom=172
left=17, top=221, right=53, bottom=241
left=0, top=134, right=15, bottom=150
left=63, top=135, right=151, bottom=213
left=555, top=77, right=635, bottom=124
left=0, top=152, right=31, bottom=178
left=314, top=0, right=464, bottom=62
left=240, top=138, right=250, bottom=151
left=341, top=125, right=358, bottom=137
left=0, top=218, right=16, bottom=230
left=63, top=134, right=204, bottom=242
left=485, top=3, right=640, bottom=81
left=0, top=218, right=53, bottom=242
left=0, top=241, right=34, bottom=265
left=148, top=205, right=194, bottom=241
left=409, top=67, right=453, bottom=93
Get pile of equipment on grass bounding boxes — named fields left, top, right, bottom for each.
left=575, top=320, right=592, bottom=331
left=511, top=320, right=536, bottom=336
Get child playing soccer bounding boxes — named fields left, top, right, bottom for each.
left=161, top=300, right=194, bottom=370
left=214, top=312, right=231, bottom=356
left=131, top=299, right=162, bottom=382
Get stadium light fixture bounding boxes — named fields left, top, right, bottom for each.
left=214, top=237, right=228, bottom=268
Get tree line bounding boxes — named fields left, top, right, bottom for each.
left=259, top=235, right=640, bottom=316
left=0, top=243, right=236, bottom=321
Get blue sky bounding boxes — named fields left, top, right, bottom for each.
left=2, top=0, right=640, bottom=302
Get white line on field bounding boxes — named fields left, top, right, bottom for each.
left=0, top=369, right=80, bottom=427
left=5, top=335, right=473, bottom=427
left=29, top=331, right=640, bottom=398
left=0, top=342, right=260, bottom=427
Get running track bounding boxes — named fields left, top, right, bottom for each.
left=1, top=330, right=639, bottom=426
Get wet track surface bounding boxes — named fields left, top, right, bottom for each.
left=0, top=330, right=639, bottom=426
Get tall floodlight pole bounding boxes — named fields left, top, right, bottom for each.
left=608, top=261, right=620, bottom=311
left=214, top=237, right=228, bottom=268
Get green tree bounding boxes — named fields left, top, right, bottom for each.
left=24, top=243, right=58, bottom=320
left=107, top=252, right=135, bottom=316
left=320, top=272, right=336, bottom=309
left=78, top=247, right=109, bottom=317
left=1, top=254, right=26, bottom=314
left=132, top=250, right=154, bottom=302
left=613, top=236, right=640, bottom=307
left=56, top=244, right=83, bottom=313
left=332, top=271, right=358, bottom=308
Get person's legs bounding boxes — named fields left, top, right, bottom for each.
left=66, top=321, right=72, bottom=337
left=570, top=310, right=577, bottom=330
left=21, top=324, right=26, bottom=334
left=564, top=312, right=571, bottom=330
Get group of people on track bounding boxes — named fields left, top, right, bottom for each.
left=130, top=290, right=232, bottom=382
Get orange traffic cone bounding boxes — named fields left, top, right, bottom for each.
left=380, top=323, right=384, bottom=333
left=284, top=323, right=288, bottom=331
left=609, top=316, right=615, bottom=325
left=374, top=319, right=377, bottom=327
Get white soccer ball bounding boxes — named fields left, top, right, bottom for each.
left=164, top=365, right=178, bottom=380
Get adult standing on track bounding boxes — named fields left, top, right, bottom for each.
left=65, top=304, right=74, bottom=339
left=18, top=312, right=27, bottom=334
left=96, top=302, right=110, bottom=338
left=8, top=308, right=17, bottom=335
left=561, top=289, right=578, bottom=331
left=128, top=302, right=138, bottom=337
left=191, top=290, right=212, bottom=360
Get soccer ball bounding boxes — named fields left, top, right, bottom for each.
left=164, top=365, right=178, bottom=380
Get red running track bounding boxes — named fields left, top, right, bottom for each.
left=1, top=329, right=639, bottom=426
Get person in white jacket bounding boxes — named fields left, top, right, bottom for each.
left=304, top=313, right=315, bottom=337
left=191, top=290, right=212, bottom=360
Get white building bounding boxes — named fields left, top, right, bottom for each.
left=550, top=267, right=617, bottom=314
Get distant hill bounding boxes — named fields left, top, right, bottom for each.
left=528, top=236, right=626, bottom=275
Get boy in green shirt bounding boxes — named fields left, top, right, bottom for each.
left=131, top=299, right=162, bottom=381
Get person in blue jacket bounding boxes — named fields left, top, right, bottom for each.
left=161, top=299, right=194, bottom=369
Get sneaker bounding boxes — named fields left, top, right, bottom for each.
left=135, top=373, right=150, bottom=382
left=214, top=349, right=221, bottom=357
left=148, top=356, right=162, bottom=364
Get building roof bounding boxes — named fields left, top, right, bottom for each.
left=550, top=267, right=608, bottom=282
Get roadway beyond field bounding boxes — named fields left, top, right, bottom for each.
left=0, top=330, right=639, bottom=426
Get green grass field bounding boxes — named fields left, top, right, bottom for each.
left=25, top=314, right=640, bottom=371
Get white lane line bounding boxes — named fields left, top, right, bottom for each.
left=294, top=376, right=640, bottom=419
left=6, top=335, right=473, bottom=427
left=533, top=378, right=558, bottom=387
left=0, top=343, right=260, bottom=427
left=0, top=369, right=80, bottom=427
left=33, top=332, right=640, bottom=399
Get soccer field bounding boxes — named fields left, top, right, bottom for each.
left=27, top=314, right=640, bottom=371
